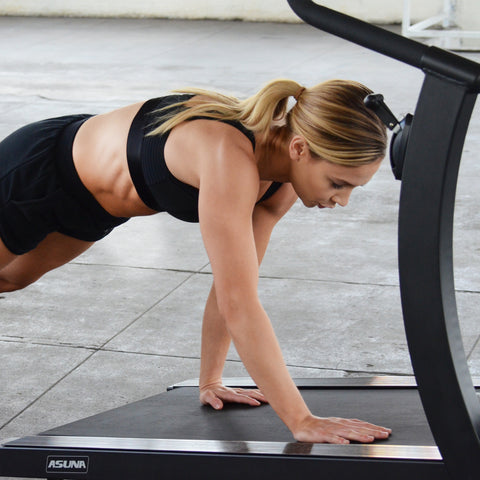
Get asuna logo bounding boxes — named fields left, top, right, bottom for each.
left=46, top=456, right=89, bottom=473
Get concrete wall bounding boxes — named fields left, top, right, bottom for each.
left=0, top=0, right=447, bottom=24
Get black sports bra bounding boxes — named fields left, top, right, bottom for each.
left=126, top=94, right=283, bottom=223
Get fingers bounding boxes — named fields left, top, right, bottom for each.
left=200, top=386, right=268, bottom=410
left=200, top=390, right=224, bottom=410
left=234, top=388, right=268, bottom=405
left=326, top=418, right=391, bottom=443
left=345, top=418, right=392, bottom=440
left=219, top=388, right=265, bottom=407
left=294, top=416, right=392, bottom=444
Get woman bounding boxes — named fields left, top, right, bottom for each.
left=0, top=78, right=391, bottom=444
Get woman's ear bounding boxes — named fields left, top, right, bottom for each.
left=289, top=135, right=308, bottom=161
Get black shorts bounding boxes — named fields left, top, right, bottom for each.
left=0, top=114, right=129, bottom=255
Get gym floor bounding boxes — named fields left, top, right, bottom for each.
left=1, top=14, right=480, bottom=467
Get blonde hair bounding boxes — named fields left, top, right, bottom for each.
left=150, top=79, right=387, bottom=166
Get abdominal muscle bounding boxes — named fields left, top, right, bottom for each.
left=72, top=101, right=157, bottom=218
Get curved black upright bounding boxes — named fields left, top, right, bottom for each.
left=399, top=71, right=480, bottom=480
left=287, top=1, right=480, bottom=479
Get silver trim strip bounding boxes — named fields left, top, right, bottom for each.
left=170, top=376, right=480, bottom=389
left=3, top=435, right=442, bottom=461
left=169, top=376, right=420, bottom=389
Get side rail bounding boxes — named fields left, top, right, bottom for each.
left=287, top=1, right=480, bottom=479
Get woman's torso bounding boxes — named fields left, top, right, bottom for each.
left=72, top=96, right=278, bottom=219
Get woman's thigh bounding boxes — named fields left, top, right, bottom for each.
left=0, top=232, right=94, bottom=291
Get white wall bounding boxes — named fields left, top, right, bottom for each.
left=0, top=0, right=451, bottom=24
left=457, top=0, right=480, bottom=29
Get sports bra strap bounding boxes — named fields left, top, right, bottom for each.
left=126, top=101, right=160, bottom=210
left=256, top=181, right=283, bottom=204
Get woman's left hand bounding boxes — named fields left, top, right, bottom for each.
left=199, top=383, right=268, bottom=410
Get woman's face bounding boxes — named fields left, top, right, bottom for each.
left=289, top=137, right=382, bottom=209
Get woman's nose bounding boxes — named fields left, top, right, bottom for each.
left=333, top=189, right=352, bottom=207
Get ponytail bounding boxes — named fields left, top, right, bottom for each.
left=237, top=79, right=303, bottom=133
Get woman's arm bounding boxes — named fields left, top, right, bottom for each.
left=199, top=184, right=298, bottom=409
left=193, top=121, right=390, bottom=443
left=199, top=283, right=267, bottom=409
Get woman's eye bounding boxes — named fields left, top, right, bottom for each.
left=332, top=182, right=343, bottom=190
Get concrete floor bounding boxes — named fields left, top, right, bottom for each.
left=0, top=14, right=480, bottom=471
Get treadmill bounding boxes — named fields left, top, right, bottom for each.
left=1, top=1, right=480, bottom=479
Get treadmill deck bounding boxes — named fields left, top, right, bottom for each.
left=1, top=377, right=473, bottom=479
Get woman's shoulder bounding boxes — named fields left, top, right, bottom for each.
left=164, top=115, right=258, bottom=196
left=170, top=117, right=255, bottom=159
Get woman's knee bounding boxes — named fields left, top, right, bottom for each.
left=0, top=237, right=17, bottom=268
left=0, top=274, right=31, bottom=292
left=0, top=239, right=23, bottom=291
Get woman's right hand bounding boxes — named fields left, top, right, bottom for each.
left=292, top=414, right=392, bottom=444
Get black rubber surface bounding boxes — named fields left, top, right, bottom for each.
left=42, top=386, right=435, bottom=446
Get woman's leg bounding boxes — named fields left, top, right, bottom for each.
left=0, top=232, right=94, bottom=292
left=0, top=237, right=17, bottom=271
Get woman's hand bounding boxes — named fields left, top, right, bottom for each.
left=200, top=383, right=268, bottom=410
left=292, top=414, right=392, bottom=444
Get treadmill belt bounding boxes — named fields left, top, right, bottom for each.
left=42, top=387, right=435, bottom=446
